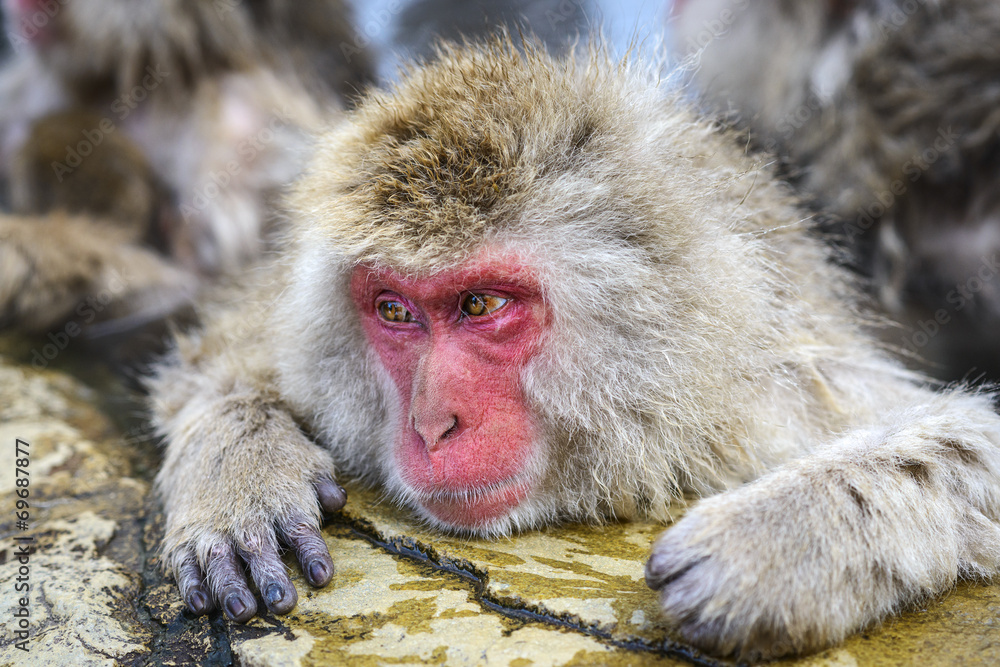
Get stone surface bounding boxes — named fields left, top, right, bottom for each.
left=0, top=338, right=999, bottom=666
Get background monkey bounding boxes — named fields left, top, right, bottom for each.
left=149, top=40, right=1000, bottom=661
left=670, top=0, right=1000, bottom=380
left=0, top=110, right=196, bottom=334
left=242, top=0, right=374, bottom=102
left=0, top=0, right=371, bottom=277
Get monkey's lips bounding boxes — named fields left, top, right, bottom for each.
left=415, top=479, right=531, bottom=529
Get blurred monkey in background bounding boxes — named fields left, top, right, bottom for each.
left=671, top=0, right=1000, bottom=380
left=243, top=0, right=374, bottom=101
left=0, top=0, right=372, bottom=337
left=1, top=110, right=196, bottom=335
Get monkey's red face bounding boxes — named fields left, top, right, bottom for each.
left=350, top=256, right=548, bottom=530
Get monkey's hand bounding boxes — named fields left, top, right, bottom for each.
left=646, top=397, right=1000, bottom=660
left=645, top=474, right=847, bottom=660
left=155, top=385, right=344, bottom=622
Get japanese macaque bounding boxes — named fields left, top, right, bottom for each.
left=1, top=110, right=196, bottom=333
left=669, top=0, right=1000, bottom=379
left=0, top=0, right=371, bottom=277
left=149, top=40, right=1000, bottom=661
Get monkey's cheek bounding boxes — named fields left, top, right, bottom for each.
left=418, top=482, right=530, bottom=530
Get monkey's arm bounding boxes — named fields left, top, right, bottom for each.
left=150, top=308, right=343, bottom=620
left=645, top=389, right=1000, bottom=661
left=0, top=213, right=196, bottom=331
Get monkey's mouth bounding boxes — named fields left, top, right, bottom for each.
left=414, top=478, right=532, bottom=530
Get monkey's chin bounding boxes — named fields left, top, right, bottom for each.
left=416, top=480, right=531, bottom=532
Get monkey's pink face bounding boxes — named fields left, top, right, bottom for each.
left=350, top=257, right=548, bottom=530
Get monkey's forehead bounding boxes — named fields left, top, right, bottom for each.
left=287, top=39, right=700, bottom=264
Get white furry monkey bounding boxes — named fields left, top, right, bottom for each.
left=150, top=39, right=1000, bottom=661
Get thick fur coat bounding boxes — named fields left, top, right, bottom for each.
left=150, top=41, right=1000, bottom=661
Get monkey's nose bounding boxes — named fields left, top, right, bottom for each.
left=413, top=415, right=459, bottom=451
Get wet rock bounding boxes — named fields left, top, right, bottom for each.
left=0, top=342, right=999, bottom=666
left=0, top=346, right=217, bottom=666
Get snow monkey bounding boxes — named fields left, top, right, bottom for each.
left=669, top=0, right=1000, bottom=379
left=0, top=110, right=196, bottom=333
left=0, top=0, right=371, bottom=278
left=149, top=40, right=1000, bottom=661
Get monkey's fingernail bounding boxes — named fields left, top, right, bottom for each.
left=307, top=559, right=333, bottom=586
left=224, top=593, right=250, bottom=621
left=187, top=589, right=209, bottom=615
left=264, top=584, right=285, bottom=608
left=644, top=554, right=671, bottom=587
left=317, top=478, right=347, bottom=512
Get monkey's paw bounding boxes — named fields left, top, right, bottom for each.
left=645, top=481, right=865, bottom=661
left=156, top=401, right=347, bottom=623
left=162, top=475, right=346, bottom=622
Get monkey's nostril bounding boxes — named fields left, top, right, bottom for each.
left=441, top=417, right=459, bottom=441
left=413, top=415, right=460, bottom=450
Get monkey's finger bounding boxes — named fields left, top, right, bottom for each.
left=283, top=520, right=335, bottom=588
left=204, top=541, right=258, bottom=622
left=315, top=475, right=347, bottom=513
left=175, top=552, right=214, bottom=615
left=242, top=539, right=298, bottom=615
left=644, top=533, right=706, bottom=590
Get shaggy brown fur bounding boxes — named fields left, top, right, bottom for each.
left=671, top=0, right=1000, bottom=379
left=150, top=40, right=1000, bottom=661
left=10, top=110, right=161, bottom=237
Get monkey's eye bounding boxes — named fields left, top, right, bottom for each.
left=378, top=301, right=414, bottom=323
left=460, top=293, right=508, bottom=317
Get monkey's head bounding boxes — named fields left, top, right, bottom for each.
left=2, top=0, right=253, bottom=95
left=274, top=40, right=795, bottom=535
